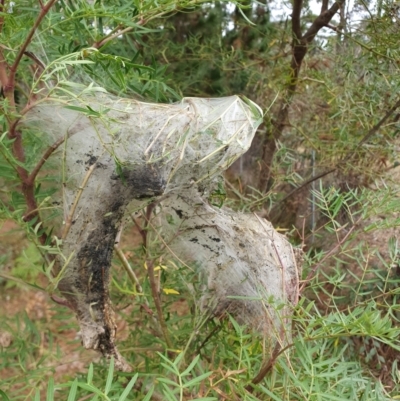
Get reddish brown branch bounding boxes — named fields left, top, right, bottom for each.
left=0, top=52, right=8, bottom=90
left=92, top=19, right=145, bottom=49
left=1, top=0, right=57, bottom=245
left=93, top=26, right=133, bottom=49
left=4, top=0, right=57, bottom=98
left=246, top=326, right=294, bottom=392
left=246, top=341, right=287, bottom=392
left=6, top=127, right=42, bottom=234
left=132, top=214, right=147, bottom=245
left=27, top=135, right=65, bottom=185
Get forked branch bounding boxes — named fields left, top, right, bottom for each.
left=258, top=0, right=345, bottom=192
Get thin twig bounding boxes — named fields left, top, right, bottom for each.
left=94, top=26, right=135, bottom=48
left=299, top=222, right=359, bottom=293
left=353, top=97, right=400, bottom=151
left=61, top=163, right=97, bottom=240
left=5, top=0, right=57, bottom=96
left=113, top=244, right=162, bottom=334
left=131, top=213, right=147, bottom=245
left=93, top=20, right=144, bottom=49
left=246, top=341, right=282, bottom=391
left=23, top=51, right=46, bottom=71
left=196, top=324, right=222, bottom=355
left=142, top=203, right=173, bottom=349
left=28, top=135, right=65, bottom=184
left=246, top=340, right=295, bottom=392
left=146, top=257, right=173, bottom=349
left=114, top=245, right=143, bottom=293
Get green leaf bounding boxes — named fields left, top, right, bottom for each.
left=189, top=398, right=218, bottom=401
left=67, top=379, right=78, bottom=401
left=76, top=383, right=105, bottom=398
left=87, top=363, right=94, bottom=384
left=157, top=352, right=180, bottom=375
left=62, top=60, right=95, bottom=65
left=157, top=377, right=179, bottom=387
left=161, top=383, right=178, bottom=401
left=182, top=372, right=212, bottom=388
left=0, top=390, right=10, bottom=401
left=46, top=377, right=54, bottom=401
left=142, top=386, right=154, bottom=401
left=119, top=373, right=138, bottom=401
left=181, top=354, right=200, bottom=377
left=104, top=357, right=114, bottom=395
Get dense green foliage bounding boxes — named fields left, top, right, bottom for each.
left=1, top=0, right=400, bottom=400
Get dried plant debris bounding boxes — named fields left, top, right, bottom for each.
left=23, top=94, right=300, bottom=369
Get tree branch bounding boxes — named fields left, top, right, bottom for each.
left=245, top=339, right=294, bottom=392
left=5, top=0, right=57, bottom=97
left=291, top=0, right=303, bottom=41
left=303, top=0, right=345, bottom=44
left=93, top=26, right=135, bottom=49
left=354, top=97, right=400, bottom=150
left=1, top=1, right=57, bottom=245
left=27, top=135, right=66, bottom=185
left=0, top=51, right=8, bottom=90
left=92, top=19, right=145, bottom=49
left=321, top=0, right=329, bottom=13
left=258, top=0, right=346, bottom=192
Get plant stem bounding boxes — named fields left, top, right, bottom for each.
left=143, top=203, right=173, bottom=349
left=114, top=244, right=163, bottom=334
left=114, top=245, right=143, bottom=293
left=146, top=257, right=173, bottom=349
left=61, top=163, right=97, bottom=240
left=28, top=136, right=66, bottom=185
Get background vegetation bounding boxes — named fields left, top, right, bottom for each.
left=1, top=0, right=400, bottom=399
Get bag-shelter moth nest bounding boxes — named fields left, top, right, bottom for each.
left=22, top=94, right=301, bottom=371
